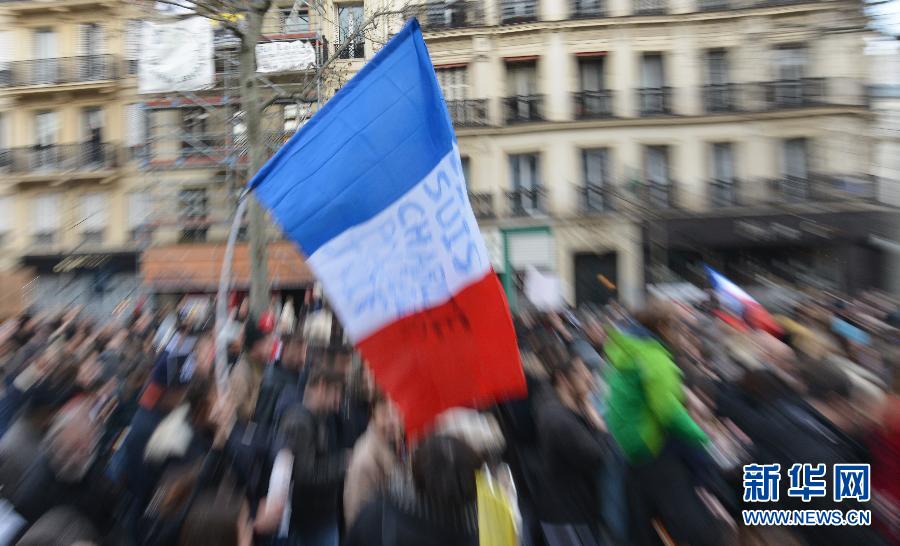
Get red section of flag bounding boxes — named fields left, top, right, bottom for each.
left=358, top=272, right=526, bottom=437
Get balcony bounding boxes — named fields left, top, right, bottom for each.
left=702, top=83, right=739, bottom=113
left=500, top=0, right=538, bottom=23
left=446, top=99, right=489, bottom=127
left=770, top=174, right=877, bottom=203
left=468, top=192, right=495, bottom=218
left=637, top=180, right=677, bottom=209
left=763, top=78, right=825, bottom=109
left=637, top=87, right=673, bottom=116
left=420, top=0, right=485, bottom=30
left=696, top=0, right=730, bottom=9
left=2, top=143, right=118, bottom=175
left=571, top=0, right=606, bottom=17
left=507, top=187, right=546, bottom=216
left=708, top=179, right=741, bottom=207
left=581, top=184, right=616, bottom=213
left=504, top=94, right=544, bottom=124
left=0, top=55, right=117, bottom=89
left=634, top=0, right=667, bottom=14
left=573, top=90, right=614, bottom=119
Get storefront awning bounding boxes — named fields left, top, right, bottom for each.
left=141, top=241, right=313, bottom=292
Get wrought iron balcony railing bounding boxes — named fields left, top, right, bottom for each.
left=420, top=0, right=485, bottom=29
left=2, top=143, right=118, bottom=173
left=0, top=55, right=117, bottom=87
left=702, top=83, right=739, bottom=113
left=763, top=78, right=826, bottom=109
left=634, top=0, right=667, bottom=14
left=446, top=99, right=489, bottom=127
left=571, top=0, right=606, bottom=17
left=708, top=178, right=741, bottom=207
left=468, top=192, right=495, bottom=218
left=636, top=180, right=677, bottom=209
left=504, top=94, right=544, bottom=123
left=507, top=187, right=547, bottom=216
left=573, top=90, right=614, bottom=119
left=500, top=0, right=539, bottom=23
left=581, top=184, right=616, bottom=213
left=637, top=87, right=673, bottom=116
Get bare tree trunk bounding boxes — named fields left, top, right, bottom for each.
left=240, top=3, right=270, bottom=318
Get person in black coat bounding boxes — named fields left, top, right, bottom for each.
left=344, top=434, right=481, bottom=546
left=534, top=357, right=608, bottom=546
left=279, top=367, right=347, bottom=546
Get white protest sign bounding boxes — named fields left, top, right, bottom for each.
left=139, top=17, right=214, bottom=94
left=525, top=266, right=564, bottom=311
left=256, top=40, right=317, bottom=73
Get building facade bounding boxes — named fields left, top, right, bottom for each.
left=0, top=0, right=145, bottom=315
left=0, top=0, right=893, bottom=316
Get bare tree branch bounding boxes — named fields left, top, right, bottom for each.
left=259, top=7, right=407, bottom=110
left=154, top=0, right=246, bottom=36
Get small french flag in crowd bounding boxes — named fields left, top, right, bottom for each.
left=249, top=19, right=525, bottom=435
left=705, top=265, right=782, bottom=337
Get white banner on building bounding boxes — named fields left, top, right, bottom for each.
left=256, top=40, right=317, bottom=73
left=139, top=17, right=214, bottom=94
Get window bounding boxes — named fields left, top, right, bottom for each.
left=500, top=0, right=537, bottom=23
left=776, top=46, right=806, bottom=81
left=460, top=155, right=471, bottom=187
left=711, top=143, right=734, bottom=182
left=579, top=57, right=605, bottom=92
left=506, top=61, right=537, bottom=96
left=583, top=148, right=610, bottom=211
left=639, top=53, right=668, bottom=115
left=280, top=7, right=310, bottom=33
left=505, top=61, right=540, bottom=122
left=427, top=0, right=471, bottom=28
left=32, top=193, right=60, bottom=245
left=707, top=49, right=728, bottom=85
left=34, top=111, right=58, bottom=169
left=509, top=153, right=541, bottom=214
left=644, top=145, right=669, bottom=184
left=124, top=20, right=141, bottom=75
left=181, top=108, right=209, bottom=157
left=128, top=191, right=153, bottom=241
left=641, top=53, right=664, bottom=88
left=79, top=192, right=108, bottom=245
left=338, top=4, right=365, bottom=59
left=436, top=66, right=468, bottom=102
left=710, top=142, right=736, bottom=206
left=125, top=103, right=147, bottom=153
left=783, top=138, right=808, bottom=179
left=33, top=28, right=57, bottom=84
left=644, top=145, right=671, bottom=207
left=782, top=138, right=809, bottom=200
left=179, top=188, right=209, bottom=242
left=79, top=23, right=106, bottom=80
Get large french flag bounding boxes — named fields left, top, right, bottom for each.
left=705, top=265, right=782, bottom=337
left=248, top=19, right=525, bottom=435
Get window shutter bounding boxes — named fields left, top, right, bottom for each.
left=125, top=104, right=146, bottom=147
left=32, top=194, right=60, bottom=234
left=128, top=191, right=152, bottom=228
left=80, top=192, right=108, bottom=231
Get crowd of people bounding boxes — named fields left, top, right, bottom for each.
left=0, top=286, right=895, bottom=546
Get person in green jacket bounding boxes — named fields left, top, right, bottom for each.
left=604, top=304, right=722, bottom=546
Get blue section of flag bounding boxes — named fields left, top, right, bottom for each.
left=248, top=18, right=455, bottom=256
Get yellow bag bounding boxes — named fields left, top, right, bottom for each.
left=477, top=468, right=518, bottom=546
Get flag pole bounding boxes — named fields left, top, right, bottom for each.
left=215, top=191, right=249, bottom=394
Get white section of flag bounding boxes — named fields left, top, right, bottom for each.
left=307, top=147, right=491, bottom=341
